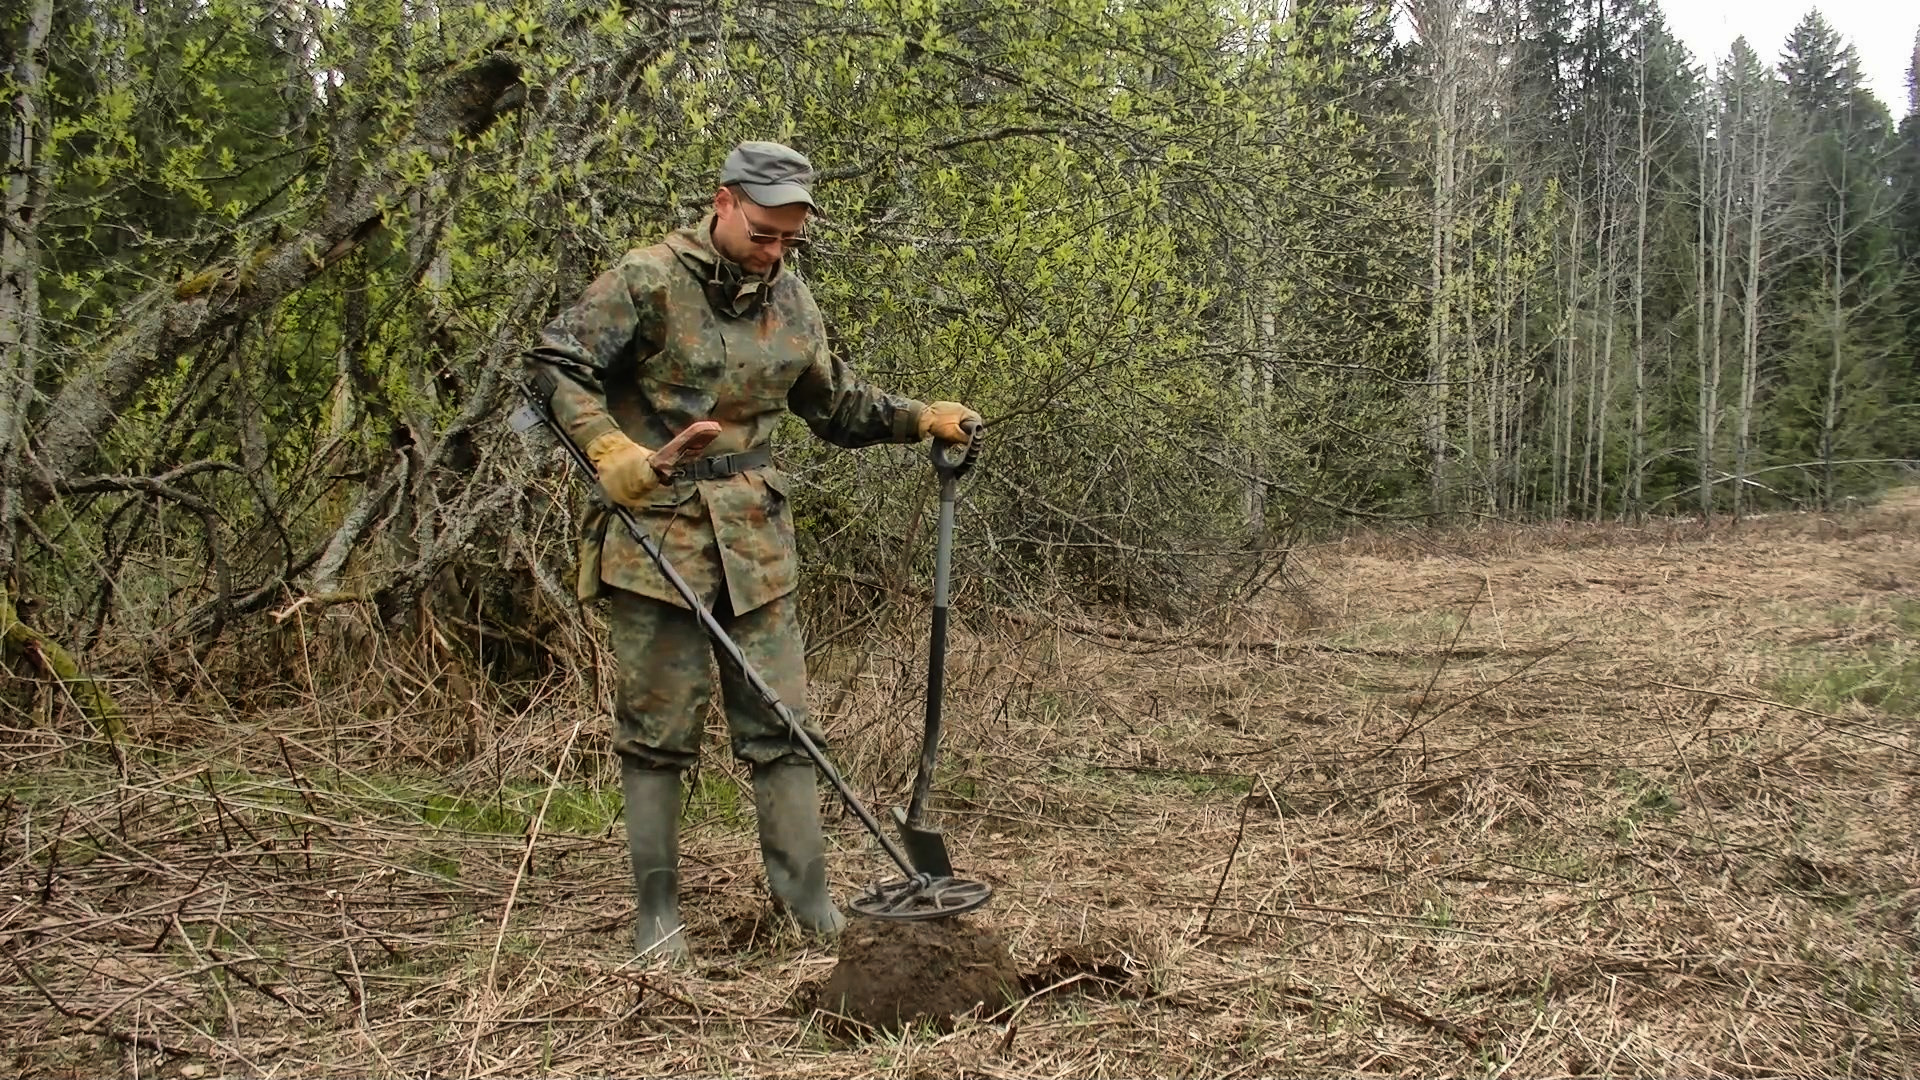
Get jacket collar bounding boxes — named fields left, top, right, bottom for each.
left=666, top=214, right=783, bottom=318
left=665, top=213, right=785, bottom=282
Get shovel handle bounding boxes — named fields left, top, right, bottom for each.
left=929, top=420, right=982, bottom=480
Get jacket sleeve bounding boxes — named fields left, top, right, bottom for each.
left=787, top=335, right=928, bottom=449
left=523, top=250, right=664, bottom=450
left=784, top=283, right=926, bottom=448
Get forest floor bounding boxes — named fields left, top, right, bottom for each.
left=4, top=489, right=1919, bottom=1078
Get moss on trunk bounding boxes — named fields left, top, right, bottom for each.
left=1, top=590, right=121, bottom=739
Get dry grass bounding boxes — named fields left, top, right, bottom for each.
left=4, top=490, right=1919, bottom=1078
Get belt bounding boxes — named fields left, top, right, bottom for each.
left=675, top=445, right=771, bottom=481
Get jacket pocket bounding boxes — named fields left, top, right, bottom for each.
left=646, top=479, right=702, bottom=514
left=574, top=502, right=610, bottom=602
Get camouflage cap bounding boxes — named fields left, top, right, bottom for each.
left=720, top=141, right=819, bottom=211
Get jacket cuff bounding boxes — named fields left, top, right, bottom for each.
left=895, top=401, right=927, bottom=444
left=570, top=414, right=623, bottom=452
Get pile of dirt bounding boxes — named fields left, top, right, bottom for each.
left=820, top=916, right=1021, bottom=1032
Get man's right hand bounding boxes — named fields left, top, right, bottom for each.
left=919, top=401, right=983, bottom=444
left=585, top=430, right=660, bottom=507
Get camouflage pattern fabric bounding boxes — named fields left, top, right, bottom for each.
left=526, top=213, right=927, bottom=616
left=607, top=584, right=822, bottom=769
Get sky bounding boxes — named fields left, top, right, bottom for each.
left=1661, top=0, right=1915, bottom=118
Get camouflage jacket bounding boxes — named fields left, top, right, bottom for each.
left=524, top=214, right=928, bottom=614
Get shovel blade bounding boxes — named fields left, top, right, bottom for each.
left=889, top=806, right=954, bottom=878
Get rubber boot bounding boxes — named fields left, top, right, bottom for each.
left=621, top=759, right=690, bottom=963
left=751, top=760, right=846, bottom=938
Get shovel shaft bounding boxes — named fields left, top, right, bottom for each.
left=906, top=474, right=957, bottom=825
left=518, top=386, right=922, bottom=881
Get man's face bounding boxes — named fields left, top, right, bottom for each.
left=712, top=186, right=810, bottom=275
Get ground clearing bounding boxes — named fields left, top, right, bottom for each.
left=4, top=491, right=1917, bottom=1077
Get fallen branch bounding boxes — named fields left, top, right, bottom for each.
left=1390, top=580, right=1485, bottom=749
left=1652, top=681, right=1920, bottom=761
left=1, top=588, right=120, bottom=737
left=1381, top=637, right=1576, bottom=764
left=271, top=592, right=370, bottom=623
left=56, top=459, right=235, bottom=502
left=1650, top=458, right=1920, bottom=506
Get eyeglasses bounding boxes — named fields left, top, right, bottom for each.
left=739, top=208, right=811, bottom=251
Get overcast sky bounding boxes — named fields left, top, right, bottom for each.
left=1661, top=0, right=1914, bottom=118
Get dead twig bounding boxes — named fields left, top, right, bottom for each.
left=1200, top=779, right=1255, bottom=936
left=1357, top=968, right=1484, bottom=1052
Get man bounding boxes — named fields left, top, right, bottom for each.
left=521, top=140, right=982, bottom=962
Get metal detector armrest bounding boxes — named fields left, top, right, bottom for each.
left=650, top=420, right=721, bottom=478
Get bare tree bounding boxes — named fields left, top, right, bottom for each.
left=1698, top=62, right=1739, bottom=521
left=1805, top=97, right=1900, bottom=507
left=1731, top=70, right=1796, bottom=521
left=1630, top=30, right=1652, bottom=519
left=1412, top=0, right=1463, bottom=516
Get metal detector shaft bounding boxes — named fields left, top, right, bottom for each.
left=515, top=385, right=924, bottom=882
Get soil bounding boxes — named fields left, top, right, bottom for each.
left=820, top=915, right=1022, bottom=1032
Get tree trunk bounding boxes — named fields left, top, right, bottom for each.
left=1705, top=118, right=1735, bottom=521
left=1491, top=206, right=1510, bottom=515
left=1735, top=109, right=1769, bottom=523
left=0, top=0, right=53, bottom=581
left=1428, top=72, right=1456, bottom=518
left=1560, top=201, right=1582, bottom=519
left=1822, top=180, right=1844, bottom=511
left=1462, top=218, right=1479, bottom=507
left=1253, top=301, right=1274, bottom=541
left=27, top=52, right=524, bottom=487
left=1631, top=45, right=1650, bottom=522
left=1240, top=312, right=1263, bottom=542
left=1695, top=119, right=1710, bottom=521
left=1590, top=170, right=1616, bottom=521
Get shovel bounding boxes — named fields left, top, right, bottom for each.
left=890, top=426, right=980, bottom=877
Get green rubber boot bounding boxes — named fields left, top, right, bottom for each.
left=751, top=759, right=846, bottom=938
left=621, top=759, right=690, bottom=963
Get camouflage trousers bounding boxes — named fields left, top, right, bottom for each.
left=607, top=584, right=827, bottom=771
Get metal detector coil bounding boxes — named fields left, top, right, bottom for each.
left=849, top=874, right=993, bottom=921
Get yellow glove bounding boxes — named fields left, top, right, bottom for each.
left=585, top=430, right=660, bottom=508
left=918, top=401, right=983, bottom=443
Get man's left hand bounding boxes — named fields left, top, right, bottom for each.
left=919, top=401, right=983, bottom=443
